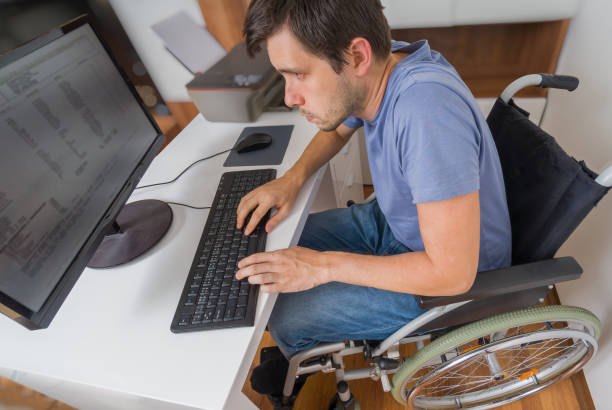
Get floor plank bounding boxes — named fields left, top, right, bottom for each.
left=0, top=377, right=75, bottom=410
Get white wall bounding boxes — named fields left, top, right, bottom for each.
left=540, top=0, right=612, bottom=407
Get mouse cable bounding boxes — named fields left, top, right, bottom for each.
left=135, top=148, right=233, bottom=190
left=165, top=201, right=211, bottom=210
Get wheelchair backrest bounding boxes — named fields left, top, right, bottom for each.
left=487, top=98, right=609, bottom=265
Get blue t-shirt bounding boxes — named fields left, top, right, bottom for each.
left=343, top=40, right=511, bottom=271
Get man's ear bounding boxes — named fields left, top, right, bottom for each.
left=346, top=37, right=373, bottom=77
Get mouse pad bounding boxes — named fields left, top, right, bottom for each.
left=223, top=125, right=294, bottom=167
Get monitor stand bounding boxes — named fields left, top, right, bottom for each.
left=87, top=199, right=173, bottom=268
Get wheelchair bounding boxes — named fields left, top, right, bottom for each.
left=275, top=74, right=612, bottom=409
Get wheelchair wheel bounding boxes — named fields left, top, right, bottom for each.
left=391, top=305, right=600, bottom=409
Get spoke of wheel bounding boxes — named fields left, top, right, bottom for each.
left=507, top=344, right=577, bottom=376
left=425, top=356, right=498, bottom=395
left=501, top=338, right=574, bottom=377
left=442, top=352, right=490, bottom=380
left=433, top=353, right=500, bottom=394
left=482, top=335, right=569, bottom=378
left=427, top=373, right=501, bottom=397
left=406, top=364, right=438, bottom=387
left=494, top=323, right=554, bottom=369
left=419, top=335, right=581, bottom=398
left=426, top=373, right=496, bottom=396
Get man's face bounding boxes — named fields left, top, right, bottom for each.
left=266, top=27, right=365, bottom=131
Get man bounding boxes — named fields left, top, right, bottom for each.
left=235, top=0, right=511, bottom=401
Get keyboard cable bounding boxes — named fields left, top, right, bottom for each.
left=164, top=202, right=210, bottom=210
left=135, top=148, right=233, bottom=190
left=131, top=148, right=233, bottom=210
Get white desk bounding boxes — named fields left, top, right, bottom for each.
left=0, top=111, right=322, bottom=410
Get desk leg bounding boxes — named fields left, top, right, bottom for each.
left=310, top=164, right=337, bottom=213
left=223, top=294, right=279, bottom=410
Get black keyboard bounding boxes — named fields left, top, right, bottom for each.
left=170, top=169, right=277, bottom=333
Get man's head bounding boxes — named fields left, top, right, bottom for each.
left=243, top=0, right=392, bottom=130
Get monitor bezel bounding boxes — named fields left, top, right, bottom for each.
left=0, top=14, right=166, bottom=330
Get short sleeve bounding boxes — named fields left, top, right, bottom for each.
left=342, top=116, right=364, bottom=129
left=396, top=83, right=481, bottom=204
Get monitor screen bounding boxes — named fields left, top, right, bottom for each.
left=0, top=17, right=164, bottom=325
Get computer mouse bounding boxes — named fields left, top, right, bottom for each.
left=235, top=132, right=273, bottom=153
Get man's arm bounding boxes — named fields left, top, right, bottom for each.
left=282, top=124, right=356, bottom=187
left=236, top=191, right=480, bottom=296
left=237, top=124, right=357, bottom=234
left=325, top=191, right=480, bottom=295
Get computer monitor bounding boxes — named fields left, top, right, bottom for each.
left=0, top=15, right=169, bottom=330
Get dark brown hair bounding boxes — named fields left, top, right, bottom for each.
left=243, top=0, right=392, bottom=73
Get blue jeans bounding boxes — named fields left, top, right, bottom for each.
left=268, top=200, right=428, bottom=358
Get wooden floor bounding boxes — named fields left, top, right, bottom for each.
left=0, top=377, right=74, bottom=410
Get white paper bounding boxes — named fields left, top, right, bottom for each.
left=151, top=11, right=226, bottom=74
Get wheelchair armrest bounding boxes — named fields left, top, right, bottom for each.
left=417, top=256, right=582, bottom=309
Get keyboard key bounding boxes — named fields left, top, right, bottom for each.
left=234, top=307, right=246, bottom=320
left=248, top=238, right=258, bottom=254
left=213, top=305, right=225, bottom=322
left=179, top=305, right=195, bottom=315
left=237, top=295, right=248, bottom=307
left=203, top=308, right=215, bottom=322
left=224, top=302, right=237, bottom=321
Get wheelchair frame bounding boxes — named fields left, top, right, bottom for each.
left=281, top=258, right=584, bottom=397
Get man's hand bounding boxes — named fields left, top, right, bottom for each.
left=235, top=247, right=329, bottom=293
left=236, top=175, right=301, bottom=235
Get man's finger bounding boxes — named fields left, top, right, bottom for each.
left=236, top=195, right=257, bottom=229
left=265, top=206, right=289, bottom=233
left=236, top=261, right=277, bottom=280
left=244, top=206, right=269, bottom=235
left=237, top=251, right=273, bottom=269
left=247, top=272, right=278, bottom=285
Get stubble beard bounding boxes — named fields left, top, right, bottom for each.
left=317, top=73, right=365, bottom=132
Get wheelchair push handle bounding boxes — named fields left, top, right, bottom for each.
left=501, top=74, right=579, bottom=103
left=539, top=74, right=579, bottom=91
